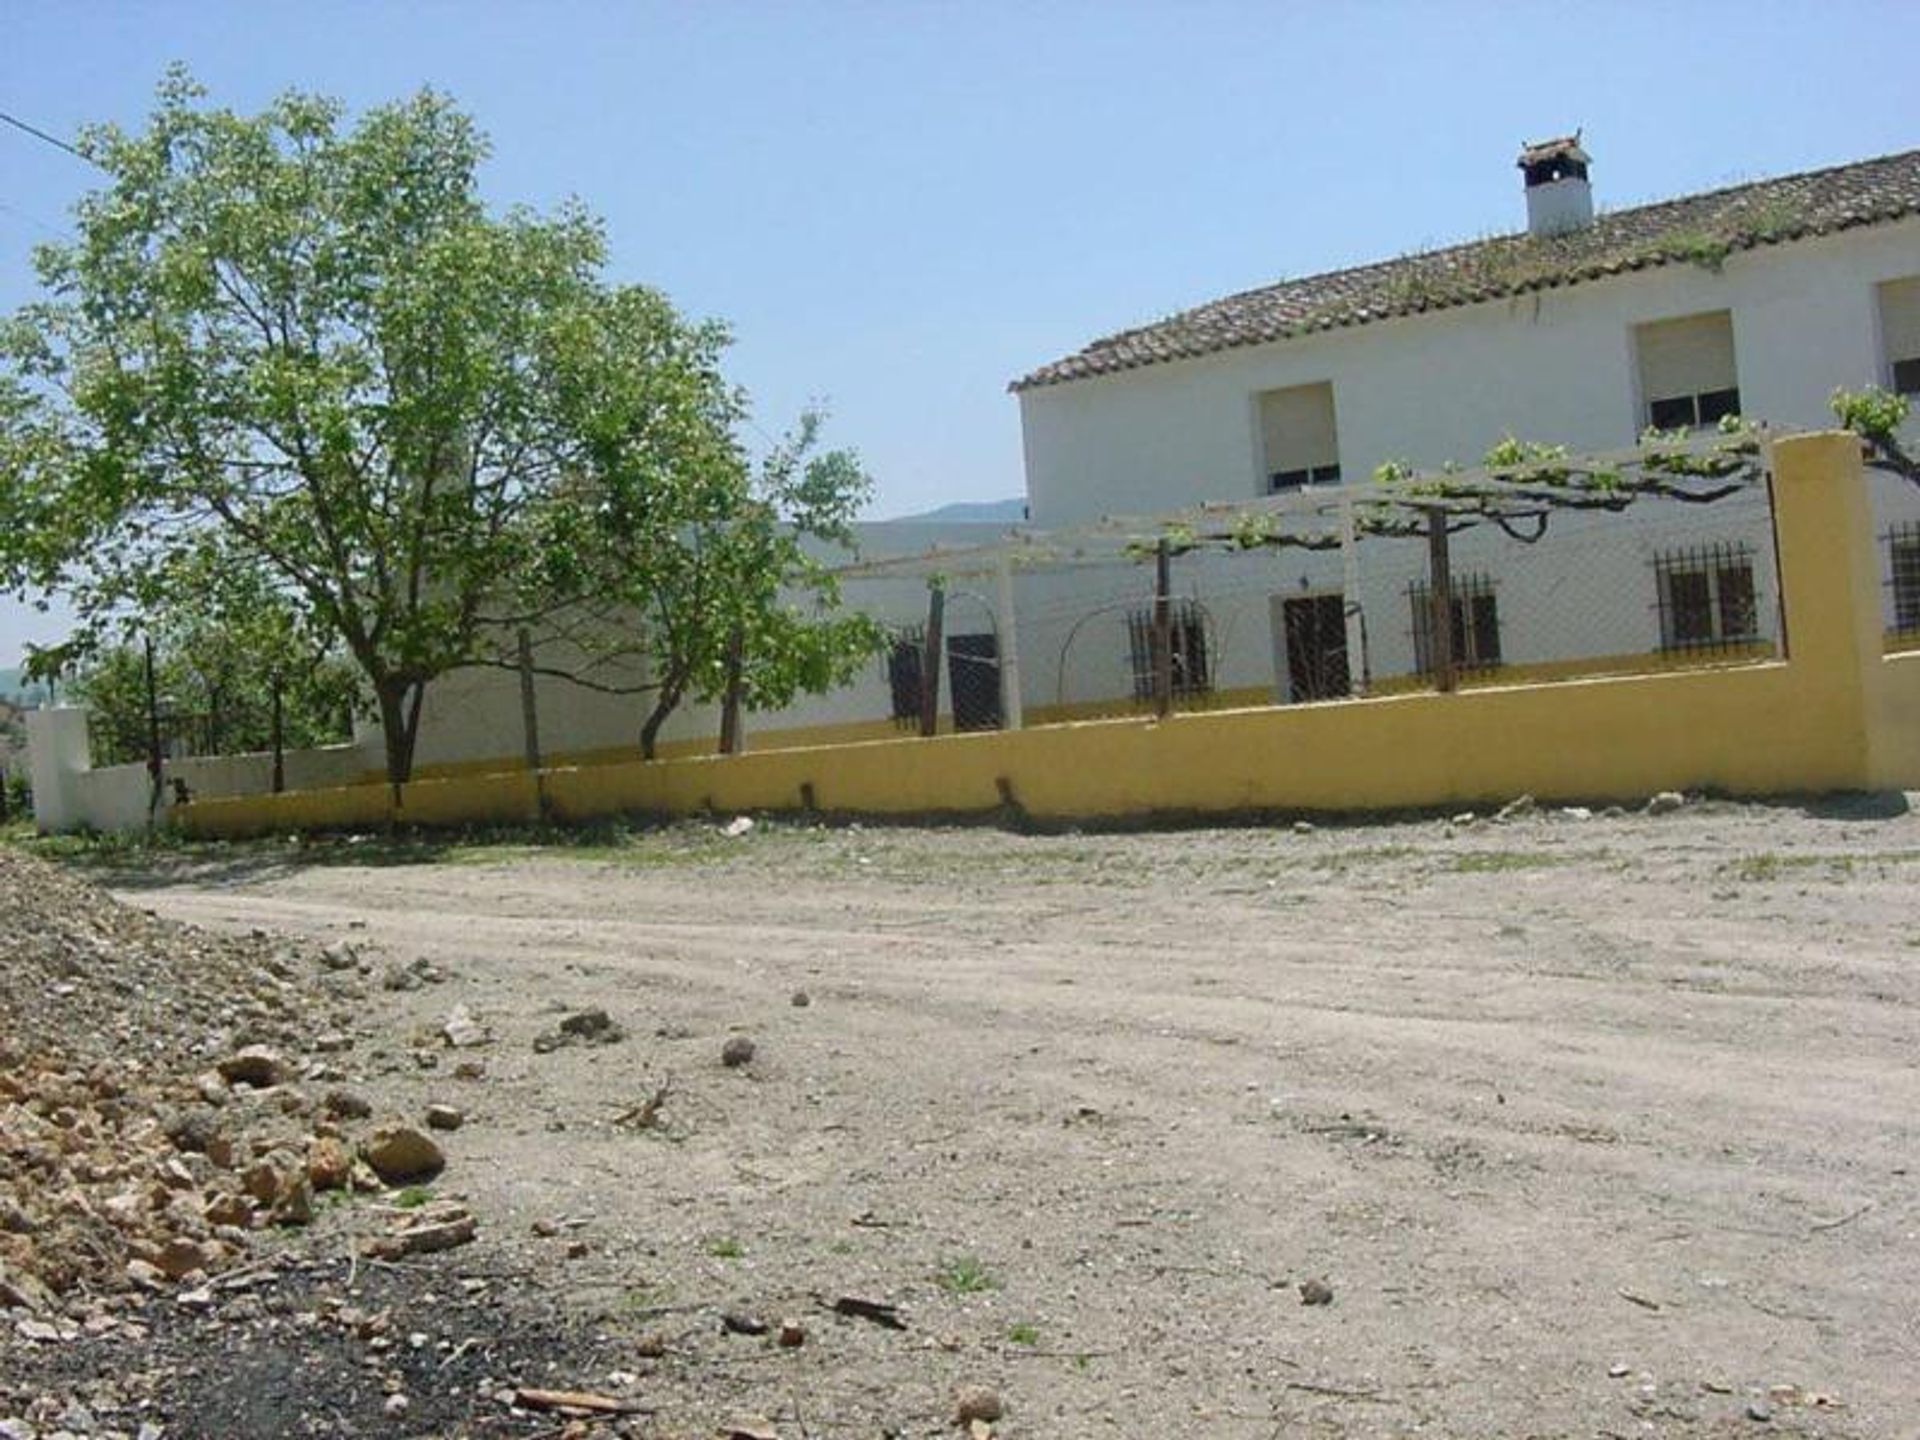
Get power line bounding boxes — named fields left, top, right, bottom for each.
left=0, top=109, right=96, bottom=167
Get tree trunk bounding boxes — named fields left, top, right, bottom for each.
left=639, top=679, right=686, bottom=762
left=374, top=678, right=424, bottom=802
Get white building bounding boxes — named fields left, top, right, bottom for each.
left=1015, top=138, right=1920, bottom=524
left=996, top=138, right=1920, bottom=712
left=29, top=140, right=1920, bottom=828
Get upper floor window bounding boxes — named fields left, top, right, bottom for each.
left=1877, top=277, right=1920, bottom=396
left=1258, top=382, right=1340, bottom=493
left=1635, top=311, right=1740, bottom=432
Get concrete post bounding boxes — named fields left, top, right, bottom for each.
left=996, top=554, right=1024, bottom=731
left=25, top=707, right=94, bottom=834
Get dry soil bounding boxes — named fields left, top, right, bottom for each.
left=92, top=800, right=1920, bottom=1437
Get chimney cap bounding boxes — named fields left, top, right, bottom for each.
left=1518, top=131, right=1589, bottom=177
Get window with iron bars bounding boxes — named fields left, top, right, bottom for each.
left=1407, top=573, right=1502, bottom=674
left=885, top=625, right=925, bottom=727
left=1126, top=600, right=1211, bottom=701
left=1653, top=542, right=1759, bottom=652
left=1888, top=522, right=1920, bottom=634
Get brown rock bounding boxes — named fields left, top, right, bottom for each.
left=777, top=1319, right=806, bottom=1348
left=423, top=1104, right=465, bottom=1132
left=366, top=1205, right=475, bottom=1258
left=558, top=1008, right=622, bottom=1043
left=204, top=1191, right=254, bottom=1228
left=955, top=1386, right=1003, bottom=1424
left=217, top=1046, right=287, bottom=1089
left=323, top=1088, right=373, bottom=1120
left=1298, top=1278, right=1334, bottom=1306
left=243, top=1153, right=299, bottom=1208
left=0, top=1260, right=54, bottom=1311
left=275, top=1174, right=315, bottom=1226
left=307, top=1136, right=352, bottom=1192
left=153, top=1237, right=214, bottom=1280
left=361, top=1125, right=445, bottom=1183
left=720, top=1036, right=756, bottom=1068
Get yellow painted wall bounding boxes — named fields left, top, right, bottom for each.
left=179, top=433, right=1918, bottom=839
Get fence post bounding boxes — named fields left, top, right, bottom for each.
left=270, top=672, right=286, bottom=794
left=1424, top=506, right=1456, bottom=694
left=1340, top=493, right=1368, bottom=696
left=919, top=581, right=946, bottom=738
left=143, top=634, right=163, bottom=825
left=719, top=622, right=744, bottom=755
left=1152, top=537, right=1174, bottom=718
left=516, top=627, right=548, bottom=819
left=996, top=554, right=1023, bottom=731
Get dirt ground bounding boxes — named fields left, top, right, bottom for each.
left=89, top=800, right=1920, bottom=1437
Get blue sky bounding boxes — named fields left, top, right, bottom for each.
left=1, top=0, right=1913, bottom=665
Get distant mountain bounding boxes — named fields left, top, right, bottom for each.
left=895, top=498, right=1028, bottom=523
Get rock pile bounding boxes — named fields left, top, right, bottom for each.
left=0, top=850, right=453, bottom=1309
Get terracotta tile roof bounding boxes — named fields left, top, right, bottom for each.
left=1012, top=148, right=1920, bottom=392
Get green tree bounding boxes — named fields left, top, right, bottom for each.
left=523, top=410, right=883, bottom=758
left=0, top=71, right=875, bottom=789
left=47, top=558, right=362, bottom=769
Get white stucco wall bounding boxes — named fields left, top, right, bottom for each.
left=400, top=518, right=1027, bottom=768
left=1016, top=220, right=1920, bottom=527
left=27, top=704, right=379, bottom=833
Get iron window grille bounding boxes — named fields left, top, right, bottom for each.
left=1653, top=541, right=1759, bottom=652
left=1647, top=386, right=1741, bottom=431
left=885, top=625, right=925, bottom=727
left=1887, top=522, right=1920, bottom=633
left=1407, top=573, right=1502, bottom=674
left=1127, top=600, right=1212, bottom=701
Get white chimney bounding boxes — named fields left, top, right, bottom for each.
left=1518, top=132, right=1593, bottom=238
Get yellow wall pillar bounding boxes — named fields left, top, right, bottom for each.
left=1768, top=431, right=1883, bottom=789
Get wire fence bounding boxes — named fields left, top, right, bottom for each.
left=830, top=452, right=1786, bottom=736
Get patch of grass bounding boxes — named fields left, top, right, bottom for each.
left=1007, top=1322, right=1040, bottom=1345
left=19, top=825, right=198, bottom=863
left=618, top=1279, right=677, bottom=1312
left=1730, top=852, right=1785, bottom=882
left=706, top=1235, right=744, bottom=1260
left=1305, top=844, right=1421, bottom=872
left=393, top=1185, right=433, bottom=1209
left=1447, top=850, right=1566, bottom=874
left=1717, top=850, right=1914, bottom=882
left=934, top=1254, right=997, bottom=1295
